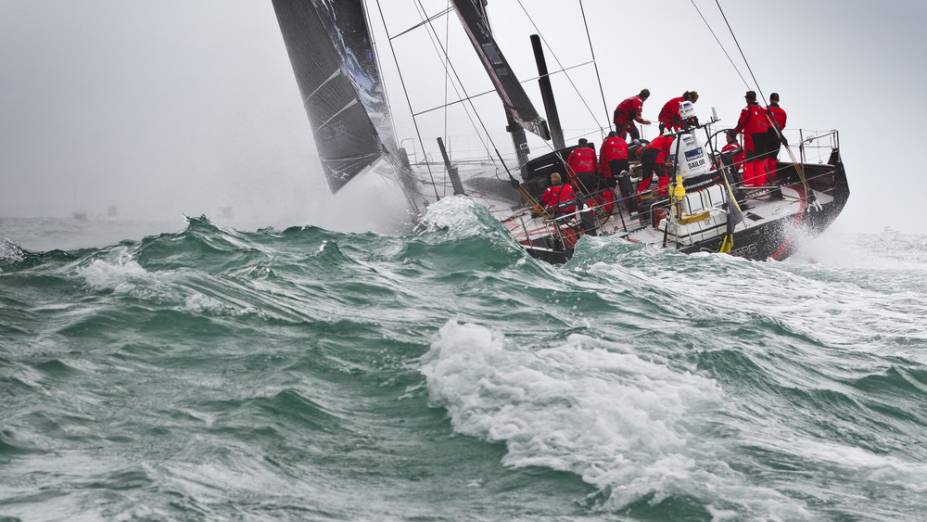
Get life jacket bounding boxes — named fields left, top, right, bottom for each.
left=768, top=104, right=787, bottom=130
left=541, top=183, right=577, bottom=215
left=613, top=96, right=643, bottom=127
left=658, top=96, right=685, bottom=131
left=567, top=146, right=597, bottom=175
left=646, top=134, right=676, bottom=165
left=735, top=102, right=770, bottom=135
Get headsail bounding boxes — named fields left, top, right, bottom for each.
left=451, top=0, right=551, bottom=141
left=272, top=0, right=409, bottom=195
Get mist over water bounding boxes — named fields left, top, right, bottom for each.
left=2, top=199, right=925, bottom=521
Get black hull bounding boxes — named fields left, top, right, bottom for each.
left=523, top=149, right=849, bottom=264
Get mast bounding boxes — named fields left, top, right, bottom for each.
left=530, top=34, right=565, bottom=150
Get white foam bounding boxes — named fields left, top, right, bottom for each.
left=418, top=195, right=489, bottom=237
left=761, top=437, right=927, bottom=493
left=0, top=238, right=25, bottom=263
left=79, top=247, right=157, bottom=293
left=421, top=321, right=808, bottom=517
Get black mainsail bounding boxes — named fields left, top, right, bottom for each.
left=451, top=0, right=550, bottom=141
left=272, top=0, right=415, bottom=200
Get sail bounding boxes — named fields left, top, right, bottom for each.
left=451, top=0, right=550, bottom=140
left=272, top=0, right=402, bottom=193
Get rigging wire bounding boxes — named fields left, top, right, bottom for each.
left=411, top=0, right=517, bottom=180
left=373, top=0, right=441, bottom=200
left=412, top=0, right=546, bottom=210
left=442, top=0, right=450, bottom=196
left=712, top=0, right=766, bottom=100
left=412, top=61, right=594, bottom=117
left=713, top=0, right=813, bottom=200
left=388, top=7, right=454, bottom=40
left=577, top=0, right=612, bottom=132
left=409, top=0, right=498, bottom=170
left=687, top=0, right=751, bottom=90
left=514, top=0, right=607, bottom=138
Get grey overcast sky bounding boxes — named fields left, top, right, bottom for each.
left=1, top=1, right=924, bottom=232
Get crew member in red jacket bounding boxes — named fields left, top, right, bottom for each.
left=540, top=172, right=577, bottom=216
left=720, top=130, right=745, bottom=175
left=613, top=89, right=651, bottom=141
left=637, top=134, right=675, bottom=197
left=590, top=131, right=628, bottom=216
left=733, top=90, right=770, bottom=187
left=765, top=92, right=787, bottom=181
left=598, top=131, right=629, bottom=188
left=658, top=91, right=698, bottom=134
left=566, top=138, right=598, bottom=195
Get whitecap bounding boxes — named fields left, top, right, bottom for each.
left=78, top=247, right=157, bottom=293
left=418, top=195, right=492, bottom=237
left=421, top=320, right=809, bottom=518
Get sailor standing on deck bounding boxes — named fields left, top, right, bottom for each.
left=594, top=132, right=628, bottom=216
left=613, top=89, right=651, bottom=141
left=658, top=91, right=698, bottom=134
left=733, top=90, right=771, bottom=187
left=598, top=131, right=629, bottom=189
left=566, top=138, right=598, bottom=196
left=765, top=92, right=788, bottom=181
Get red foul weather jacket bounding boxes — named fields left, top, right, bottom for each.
left=722, top=142, right=745, bottom=169
left=567, top=146, right=597, bottom=175
left=613, top=96, right=643, bottom=127
left=768, top=104, right=787, bottom=130
left=599, top=136, right=629, bottom=162
left=734, top=102, right=770, bottom=135
left=541, top=183, right=577, bottom=215
left=658, top=96, right=685, bottom=131
left=647, top=134, right=676, bottom=165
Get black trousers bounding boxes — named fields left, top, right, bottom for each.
left=616, top=121, right=640, bottom=141
left=749, top=132, right=770, bottom=161
left=641, top=148, right=659, bottom=181
left=575, top=171, right=598, bottom=196
left=608, top=159, right=629, bottom=178
left=765, top=128, right=787, bottom=160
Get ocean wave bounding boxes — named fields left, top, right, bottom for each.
left=5, top=216, right=927, bottom=520
left=78, top=246, right=157, bottom=292
left=0, top=238, right=25, bottom=263
left=421, top=321, right=808, bottom=518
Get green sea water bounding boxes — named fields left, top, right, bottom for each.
left=2, top=198, right=926, bottom=521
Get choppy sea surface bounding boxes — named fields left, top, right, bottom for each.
left=2, top=199, right=926, bottom=521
